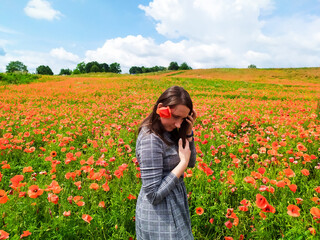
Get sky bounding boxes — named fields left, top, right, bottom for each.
left=1, top=0, right=320, bottom=74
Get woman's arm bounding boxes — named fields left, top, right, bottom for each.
left=137, top=132, right=180, bottom=205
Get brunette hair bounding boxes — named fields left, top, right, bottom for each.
left=138, top=86, right=193, bottom=146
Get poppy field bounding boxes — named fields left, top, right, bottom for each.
left=0, top=68, right=320, bottom=239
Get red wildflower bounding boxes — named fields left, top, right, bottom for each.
left=0, top=230, right=9, bottom=239
left=287, top=204, right=300, bottom=217
left=196, top=207, right=204, bottom=215
left=98, top=201, right=105, bottom=208
left=309, top=227, right=316, bottom=236
left=288, top=184, right=297, bottom=193
left=20, top=230, right=31, bottom=238
left=301, top=169, right=310, bottom=176
left=283, top=168, right=295, bottom=178
left=156, top=106, right=171, bottom=118
left=28, top=185, right=43, bottom=198
left=225, top=220, right=232, bottom=229
left=63, top=211, right=71, bottom=217
left=261, top=204, right=276, bottom=213
left=47, top=193, right=59, bottom=204
left=89, top=183, right=99, bottom=190
left=0, top=190, right=9, bottom=204
left=310, top=207, right=320, bottom=218
left=256, top=194, right=268, bottom=209
left=127, top=194, right=136, bottom=200
left=82, top=214, right=92, bottom=224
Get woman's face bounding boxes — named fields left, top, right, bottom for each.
left=158, top=104, right=190, bottom=132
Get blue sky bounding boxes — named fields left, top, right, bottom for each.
left=1, top=0, right=320, bottom=73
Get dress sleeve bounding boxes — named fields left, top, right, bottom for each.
left=188, top=139, right=197, bottom=168
left=137, top=132, right=179, bottom=205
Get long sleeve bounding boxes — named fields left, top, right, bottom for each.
left=136, top=132, right=179, bottom=205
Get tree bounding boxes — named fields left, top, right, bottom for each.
left=90, top=64, right=100, bottom=73
left=85, top=61, right=101, bottom=73
left=59, top=68, right=72, bottom=75
left=36, top=65, right=53, bottom=75
left=110, top=62, right=121, bottom=73
left=75, top=62, right=86, bottom=73
left=168, top=62, right=179, bottom=71
left=179, top=62, right=192, bottom=70
left=129, top=66, right=142, bottom=74
left=6, top=61, right=28, bottom=73
left=100, top=63, right=109, bottom=72
left=248, top=64, right=257, bottom=69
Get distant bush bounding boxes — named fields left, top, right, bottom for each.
left=248, top=64, right=257, bottom=69
left=0, top=72, right=39, bottom=84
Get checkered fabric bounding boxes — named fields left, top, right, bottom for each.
left=135, top=127, right=196, bottom=240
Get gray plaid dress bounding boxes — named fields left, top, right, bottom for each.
left=135, top=127, right=196, bottom=239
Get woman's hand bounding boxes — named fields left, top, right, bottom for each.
left=185, top=109, right=197, bottom=137
left=178, top=138, right=191, bottom=167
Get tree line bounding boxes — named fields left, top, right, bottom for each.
left=3, top=60, right=195, bottom=76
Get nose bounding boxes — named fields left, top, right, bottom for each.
left=175, top=119, right=183, bottom=128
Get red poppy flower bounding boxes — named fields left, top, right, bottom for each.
left=50, top=151, right=57, bottom=157
left=310, top=207, right=320, bottom=218
left=287, top=204, right=300, bottom=217
left=256, top=194, right=268, bottom=209
left=47, top=193, right=59, bottom=204
left=28, top=185, right=44, bottom=198
left=301, top=169, right=310, bottom=176
left=261, top=204, right=276, bottom=213
left=89, top=183, right=99, bottom=190
left=98, top=201, right=105, bottom=208
left=225, top=220, right=232, bottom=229
left=82, top=214, right=92, bottom=223
left=127, top=194, right=136, bottom=200
left=20, top=230, right=31, bottom=238
left=283, top=168, right=295, bottom=178
left=0, top=230, right=9, bottom=239
left=309, top=227, right=316, bottom=236
left=196, top=207, right=204, bottom=215
left=63, top=211, right=71, bottom=217
left=23, top=166, right=33, bottom=173
left=0, top=190, right=9, bottom=204
left=156, top=106, right=171, bottom=118
left=289, top=184, right=297, bottom=193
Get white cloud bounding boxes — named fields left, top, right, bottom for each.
left=50, top=47, right=80, bottom=62
left=3, top=0, right=320, bottom=74
left=0, top=48, right=79, bottom=74
left=24, top=0, right=62, bottom=21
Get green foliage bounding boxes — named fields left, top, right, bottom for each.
left=168, top=61, right=179, bottom=70
left=76, top=62, right=86, bottom=73
left=72, top=69, right=81, bottom=75
left=0, top=72, right=39, bottom=84
left=90, top=64, right=100, bottom=73
left=109, top=62, right=121, bottom=73
left=179, top=62, right=192, bottom=70
left=129, top=65, right=166, bottom=74
left=85, top=61, right=101, bottom=73
left=6, top=61, right=28, bottom=73
left=248, top=64, right=257, bottom=69
left=36, top=65, right=54, bottom=75
left=59, top=69, right=72, bottom=75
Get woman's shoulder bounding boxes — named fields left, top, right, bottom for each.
left=138, top=126, right=163, bottom=143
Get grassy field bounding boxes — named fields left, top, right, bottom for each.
left=0, top=68, right=319, bottom=239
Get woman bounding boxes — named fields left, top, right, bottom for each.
left=135, top=86, right=197, bottom=239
